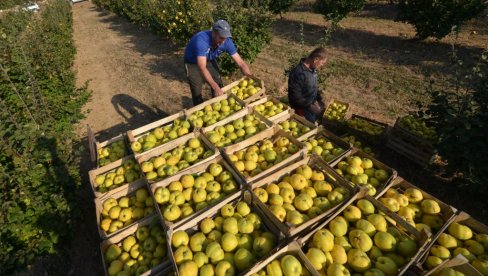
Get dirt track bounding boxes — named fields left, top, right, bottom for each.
left=74, top=1, right=191, bottom=141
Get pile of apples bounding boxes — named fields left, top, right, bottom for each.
left=323, top=102, right=348, bottom=121
left=253, top=164, right=350, bottom=227
left=399, top=115, right=437, bottom=141
left=378, top=187, right=447, bottom=235
left=187, top=98, right=244, bottom=128
left=277, top=119, right=312, bottom=139
left=252, top=254, right=311, bottom=276
left=254, top=100, right=288, bottom=119
left=153, top=162, right=240, bottom=223
left=433, top=267, right=466, bottom=276
left=131, top=119, right=192, bottom=154
left=304, top=136, right=347, bottom=164
left=140, top=138, right=214, bottom=182
left=100, top=188, right=155, bottom=234
left=422, top=222, right=488, bottom=274
left=98, top=140, right=128, bottom=167
left=95, top=159, right=142, bottom=193
left=341, top=135, right=376, bottom=157
left=303, top=199, right=420, bottom=275
left=227, top=136, right=300, bottom=178
left=334, top=155, right=390, bottom=196
left=229, top=78, right=262, bottom=100
left=103, top=223, right=168, bottom=275
left=347, top=117, right=385, bottom=136
left=204, top=114, right=268, bottom=148
left=170, top=201, right=278, bottom=275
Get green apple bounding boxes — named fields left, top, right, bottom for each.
left=404, top=188, right=423, bottom=203
left=221, top=232, right=238, bottom=252
left=425, top=255, right=443, bottom=269
left=163, top=204, right=181, bottom=222
left=236, top=202, right=251, bottom=217
left=327, top=263, right=349, bottom=276
left=280, top=255, right=302, bottom=276
left=465, top=239, right=485, bottom=255
left=375, top=256, right=398, bottom=276
left=347, top=248, right=371, bottom=273
left=237, top=217, right=254, bottom=234
left=174, top=245, right=193, bottom=265
left=312, top=229, right=334, bottom=252
left=374, top=232, right=397, bottom=252
left=421, top=199, right=441, bottom=215
left=254, top=188, right=268, bottom=203
left=189, top=232, right=207, bottom=252
left=437, top=233, right=458, bottom=249
left=367, top=214, right=387, bottom=232
left=107, top=260, right=124, bottom=276
left=293, top=193, right=313, bottom=212
left=253, top=236, right=274, bottom=257
left=448, top=222, right=473, bottom=240
left=329, top=216, right=349, bottom=237
left=269, top=205, right=286, bottom=222
left=221, top=204, right=235, bottom=217
left=266, top=259, right=282, bottom=276
left=397, top=239, right=418, bottom=258
left=238, top=234, right=253, bottom=251
left=215, top=260, right=234, bottom=276
left=200, top=264, right=214, bottom=276
left=193, top=251, right=208, bottom=268
left=223, top=217, right=238, bottom=235
left=344, top=205, right=362, bottom=223
left=306, top=248, right=327, bottom=270
left=430, top=245, right=451, bottom=259
left=172, top=230, right=189, bottom=248
left=206, top=242, right=225, bottom=264
left=105, top=244, right=122, bottom=263
left=179, top=260, right=198, bottom=276
left=200, top=218, right=215, bottom=234
left=330, top=244, right=347, bottom=265
left=349, top=229, right=373, bottom=252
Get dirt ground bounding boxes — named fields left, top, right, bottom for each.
left=66, top=1, right=487, bottom=275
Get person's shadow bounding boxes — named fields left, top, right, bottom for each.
left=111, top=94, right=169, bottom=131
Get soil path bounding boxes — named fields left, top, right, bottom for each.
left=73, top=1, right=191, bottom=141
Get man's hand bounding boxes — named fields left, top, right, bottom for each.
left=214, top=87, right=224, bottom=96
left=309, top=103, right=322, bottom=115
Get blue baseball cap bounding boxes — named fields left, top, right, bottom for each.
left=212, top=19, right=232, bottom=38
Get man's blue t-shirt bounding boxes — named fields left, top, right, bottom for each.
left=184, top=30, right=237, bottom=64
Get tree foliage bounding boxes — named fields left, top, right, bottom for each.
left=423, top=51, right=488, bottom=193
left=315, top=0, right=365, bottom=23
left=397, top=0, right=487, bottom=39
left=92, top=0, right=213, bottom=46
left=213, top=0, right=274, bottom=75
left=0, top=0, right=90, bottom=273
left=0, top=0, right=29, bottom=10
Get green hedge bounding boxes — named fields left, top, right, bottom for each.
left=0, top=0, right=90, bottom=273
left=91, top=0, right=273, bottom=75
left=0, top=0, right=29, bottom=10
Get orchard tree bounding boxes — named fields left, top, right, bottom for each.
left=423, top=51, right=488, bottom=193
left=397, top=0, right=487, bottom=39
left=213, top=0, right=274, bottom=75
left=315, top=0, right=365, bottom=23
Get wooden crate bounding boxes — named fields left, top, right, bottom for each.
left=409, top=255, right=483, bottom=276
left=222, top=76, right=266, bottom=104
left=394, top=117, right=437, bottom=145
left=321, top=98, right=353, bottom=129
left=94, top=179, right=154, bottom=240
left=377, top=177, right=457, bottom=241
left=416, top=211, right=488, bottom=274
left=273, top=110, right=319, bottom=142
left=87, top=124, right=130, bottom=169
left=100, top=214, right=171, bottom=276
left=184, top=93, right=247, bottom=129
left=250, top=96, right=293, bottom=122
left=135, top=130, right=219, bottom=185
left=333, top=148, right=398, bottom=197
left=200, top=106, right=274, bottom=141
left=243, top=241, right=320, bottom=276
left=126, top=111, right=187, bottom=158
left=149, top=155, right=245, bottom=231
left=339, top=131, right=380, bottom=158
left=343, top=114, right=390, bottom=147
left=298, top=194, right=430, bottom=276
left=222, top=126, right=307, bottom=184
left=387, top=124, right=436, bottom=167
left=251, top=155, right=359, bottom=238
left=88, top=154, right=144, bottom=199
left=166, top=190, right=286, bottom=276
left=304, top=126, right=353, bottom=167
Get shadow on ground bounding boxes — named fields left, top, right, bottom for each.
left=89, top=5, right=186, bottom=83
left=271, top=17, right=486, bottom=79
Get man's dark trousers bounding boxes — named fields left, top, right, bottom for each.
left=185, top=60, right=223, bottom=106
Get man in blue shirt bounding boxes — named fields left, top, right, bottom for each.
left=184, top=20, right=252, bottom=106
